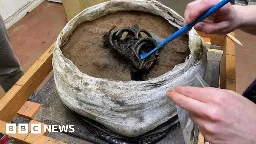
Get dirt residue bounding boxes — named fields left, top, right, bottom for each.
left=61, top=11, right=190, bottom=81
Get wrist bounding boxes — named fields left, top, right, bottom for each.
left=233, top=5, right=256, bottom=31
left=232, top=5, right=245, bottom=29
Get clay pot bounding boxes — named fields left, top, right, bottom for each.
left=53, top=0, right=206, bottom=137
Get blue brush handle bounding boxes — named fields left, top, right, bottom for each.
left=140, top=0, right=230, bottom=60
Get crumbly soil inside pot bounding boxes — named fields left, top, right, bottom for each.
left=61, top=12, right=190, bottom=81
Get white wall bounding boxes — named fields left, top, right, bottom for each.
left=0, top=0, right=28, bottom=20
left=0, top=0, right=44, bottom=28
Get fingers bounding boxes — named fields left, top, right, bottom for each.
left=174, top=86, right=215, bottom=102
left=167, top=89, right=207, bottom=115
left=189, top=113, right=206, bottom=128
left=184, top=0, right=219, bottom=24
left=184, top=0, right=200, bottom=24
left=195, top=21, right=230, bottom=34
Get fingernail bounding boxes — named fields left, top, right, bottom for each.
left=184, top=19, right=190, bottom=25
left=184, top=12, right=191, bottom=24
left=167, top=90, right=172, bottom=96
left=167, top=91, right=175, bottom=100
left=167, top=90, right=176, bottom=97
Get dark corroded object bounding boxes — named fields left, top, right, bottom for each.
left=103, top=25, right=158, bottom=80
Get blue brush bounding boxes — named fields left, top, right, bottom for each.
left=140, top=0, right=230, bottom=60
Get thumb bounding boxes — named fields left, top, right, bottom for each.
left=195, top=21, right=229, bottom=34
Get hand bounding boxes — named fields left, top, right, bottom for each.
left=167, top=86, right=256, bottom=144
left=184, top=0, right=242, bottom=34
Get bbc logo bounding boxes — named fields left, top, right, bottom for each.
left=6, top=123, right=42, bottom=134
left=6, top=123, right=75, bottom=134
